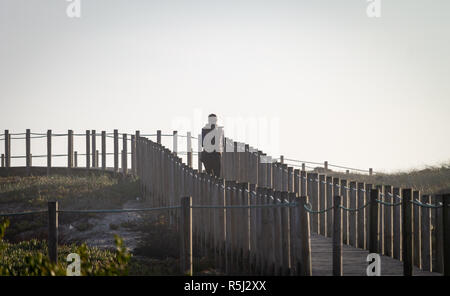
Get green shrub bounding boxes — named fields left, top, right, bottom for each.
left=0, top=219, right=131, bottom=276
left=74, top=222, right=94, bottom=232
left=109, top=223, right=119, bottom=230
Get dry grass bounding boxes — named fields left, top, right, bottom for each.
left=0, top=173, right=139, bottom=242
left=316, top=162, right=450, bottom=195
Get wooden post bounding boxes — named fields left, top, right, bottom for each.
left=281, top=164, right=288, bottom=191
left=256, top=152, right=263, bottom=187
left=47, top=130, right=52, bottom=175
left=333, top=195, right=343, bottom=276
left=280, top=191, right=290, bottom=275
left=326, top=176, right=334, bottom=238
left=157, top=130, right=162, bottom=144
left=402, top=188, right=413, bottom=276
left=298, top=195, right=312, bottom=276
left=198, top=134, right=203, bottom=172
left=384, top=185, right=393, bottom=257
left=393, top=187, right=402, bottom=260
left=95, top=150, right=99, bottom=168
left=319, top=174, right=326, bottom=235
left=48, top=201, right=58, bottom=264
left=26, top=129, right=31, bottom=174
left=101, top=131, right=106, bottom=170
left=434, top=195, right=444, bottom=273
left=233, top=142, right=240, bottom=181
left=288, top=192, right=297, bottom=275
left=180, top=196, right=193, bottom=275
left=365, top=184, right=373, bottom=249
left=266, top=156, right=273, bottom=188
left=442, top=193, right=450, bottom=276
left=225, top=181, right=233, bottom=274
left=241, top=182, right=251, bottom=274
left=217, top=178, right=226, bottom=272
left=135, top=131, right=140, bottom=175
left=131, top=135, right=136, bottom=174
left=300, top=170, right=307, bottom=197
left=248, top=183, right=257, bottom=273
left=91, top=130, right=96, bottom=168
left=122, top=133, right=127, bottom=174
left=309, top=173, right=319, bottom=233
left=369, top=168, right=373, bottom=176
left=114, top=130, right=119, bottom=173
left=349, top=181, right=357, bottom=247
left=231, top=182, right=239, bottom=274
left=173, top=130, right=178, bottom=155
left=121, top=150, right=124, bottom=173
left=280, top=155, right=284, bottom=164
left=67, top=130, right=73, bottom=168
left=1, top=154, right=4, bottom=167
left=369, top=188, right=379, bottom=254
left=293, top=169, right=300, bottom=194
left=255, top=187, right=263, bottom=274
left=74, top=151, right=78, bottom=168
left=421, top=195, right=432, bottom=271
left=377, top=184, right=384, bottom=254
left=324, top=161, right=328, bottom=171
left=243, top=145, right=250, bottom=183
left=85, top=130, right=90, bottom=169
left=186, top=132, right=192, bottom=167
left=357, top=182, right=366, bottom=249
left=301, top=163, right=305, bottom=172
left=256, top=187, right=264, bottom=275
left=287, top=167, right=293, bottom=193
left=341, top=179, right=348, bottom=245
left=413, top=190, right=422, bottom=269
left=4, top=130, right=10, bottom=168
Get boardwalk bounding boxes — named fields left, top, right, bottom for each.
left=1, top=129, right=449, bottom=275
left=310, top=233, right=441, bottom=276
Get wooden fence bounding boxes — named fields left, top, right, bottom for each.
left=137, top=136, right=312, bottom=275
left=136, top=134, right=450, bottom=275
left=0, top=129, right=152, bottom=174
left=206, top=137, right=448, bottom=274
left=1, top=129, right=449, bottom=275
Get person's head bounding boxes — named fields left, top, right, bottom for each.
left=208, top=114, right=217, bottom=125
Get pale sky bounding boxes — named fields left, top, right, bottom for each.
left=0, top=0, right=449, bottom=173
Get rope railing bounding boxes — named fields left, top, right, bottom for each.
left=284, top=163, right=317, bottom=170
left=304, top=198, right=403, bottom=214
left=176, top=160, right=407, bottom=202
left=0, top=210, right=48, bottom=217
left=375, top=199, right=402, bottom=207
left=9, top=133, right=26, bottom=136
left=0, top=202, right=302, bottom=217
left=284, top=158, right=371, bottom=174
left=327, top=163, right=369, bottom=173
left=298, top=175, right=404, bottom=200
left=58, top=206, right=182, bottom=214
left=5, top=152, right=143, bottom=159
left=284, top=158, right=323, bottom=166
left=410, top=199, right=443, bottom=209
left=0, top=206, right=182, bottom=217
left=303, top=203, right=334, bottom=214
left=339, top=202, right=371, bottom=212
left=2, top=130, right=372, bottom=178
left=191, top=203, right=298, bottom=209
left=0, top=129, right=426, bottom=207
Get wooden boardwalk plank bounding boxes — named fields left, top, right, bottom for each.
left=310, top=234, right=441, bottom=276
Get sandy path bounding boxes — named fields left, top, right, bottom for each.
left=59, top=199, right=151, bottom=252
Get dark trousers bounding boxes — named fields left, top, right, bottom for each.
left=201, top=151, right=221, bottom=177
